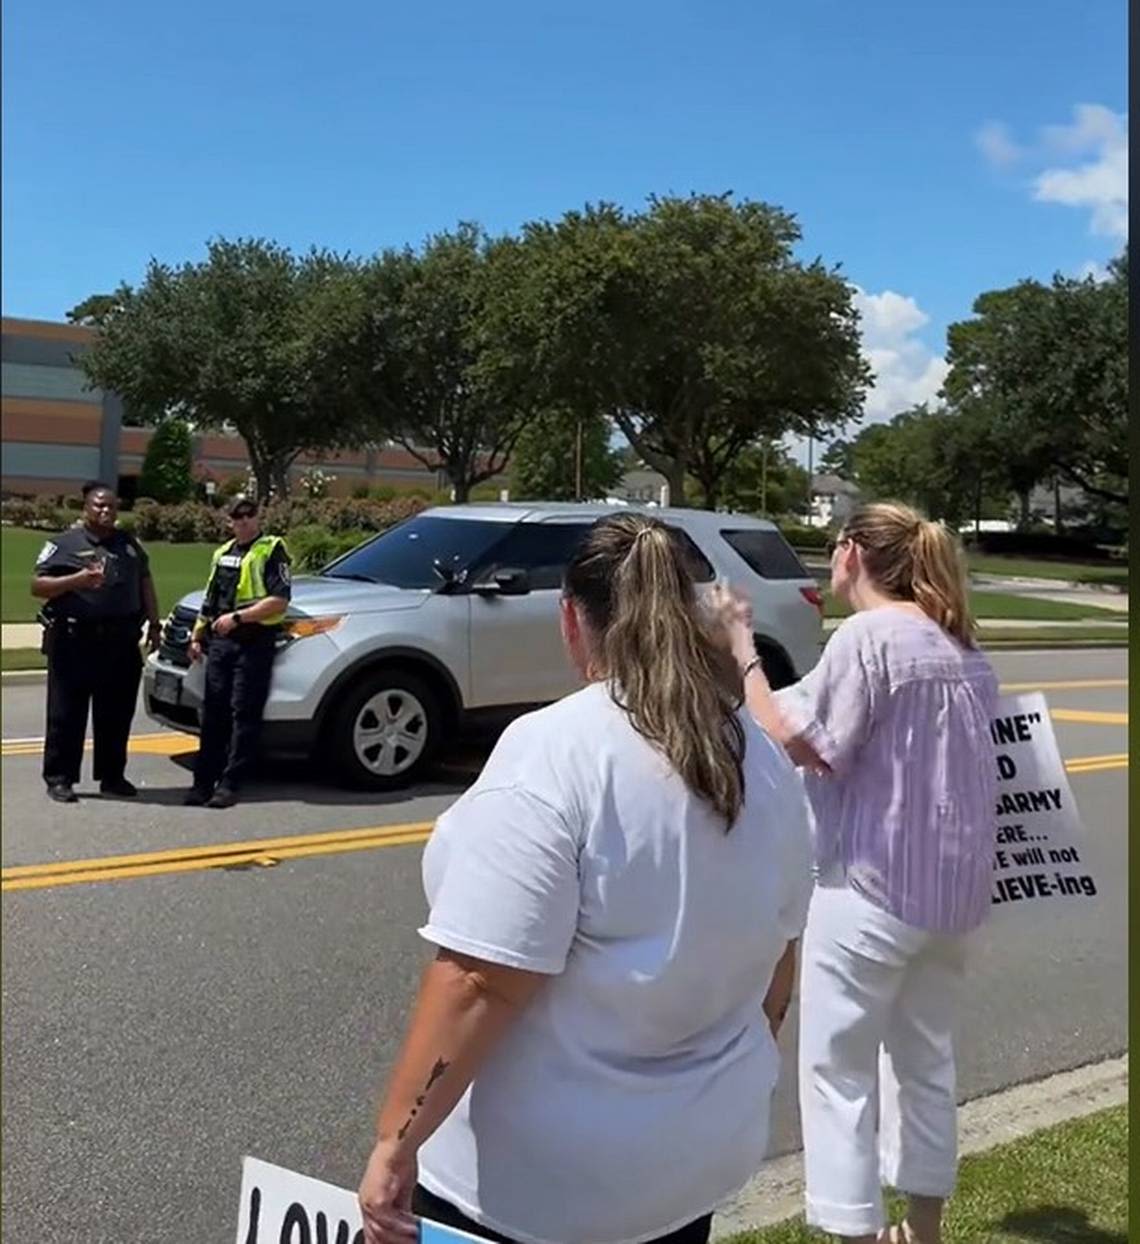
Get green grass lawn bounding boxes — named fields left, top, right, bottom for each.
left=725, top=1104, right=1127, bottom=1244
left=824, top=589, right=1125, bottom=622
left=1, top=647, right=47, bottom=671
left=2, top=526, right=215, bottom=622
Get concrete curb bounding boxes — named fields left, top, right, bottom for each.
left=1, top=669, right=47, bottom=683
left=711, top=1053, right=1128, bottom=1237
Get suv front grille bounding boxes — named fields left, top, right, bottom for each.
left=159, top=605, right=198, bottom=668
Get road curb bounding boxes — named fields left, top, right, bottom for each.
left=711, top=1053, right=1129, bottom=1237
left=1, top=669, right=47, bottom=683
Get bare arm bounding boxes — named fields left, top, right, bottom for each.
left=235, top=595, right=288, bottom=624
left=742, top=666, right=830, bottom=773
left=762, top=939, right=798, bottom=1037
left=359, top=949, right=548, bottom=1242
left=31, top=565, right=103, bottom=600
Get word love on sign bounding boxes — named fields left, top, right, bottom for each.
left=235, top=1157, right=485, bottom=1244
left=989, top=692, right=1098, bottom=910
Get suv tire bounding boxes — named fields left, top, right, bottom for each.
left=754, top=638, right=796, bottom=691
left=328, top=667, right=443, bottom=790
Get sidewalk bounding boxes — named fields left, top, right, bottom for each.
left=823, top=616, right=1127, bottom=632
left=2, top=623, right=40, bottom=650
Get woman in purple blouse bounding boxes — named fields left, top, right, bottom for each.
left=722, top=502, right=998, bottom=1244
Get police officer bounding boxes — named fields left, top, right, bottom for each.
left=185, top=496, right=292, bottom=808
left=31, top=481, right=162, bottom=803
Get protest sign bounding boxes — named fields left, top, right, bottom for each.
left=990, top=692, right=1097, bottom=910
left=235, top=1156, right=485, bottom=1244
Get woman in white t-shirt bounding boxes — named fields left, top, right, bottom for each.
left=358, top=513, right=813, bottom=1244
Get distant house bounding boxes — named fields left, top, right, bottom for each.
left=808, top=473, right=861, bottom=529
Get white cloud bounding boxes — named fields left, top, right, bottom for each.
left=784, top=285, right=948, bottom=467
left=1076, top=259, right=1112, bottom=283
left=851, top=287, right=949, bottom=423
left=978, top=104, right=1128, bottom=241
left=975, top=120, right=1023, bottom=167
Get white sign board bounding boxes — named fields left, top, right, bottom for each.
left=235, top=1156, right=486, bottom=1244
left=989, top=692, right=1098, bottom=910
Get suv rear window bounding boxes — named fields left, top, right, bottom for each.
left=720, top=528, right=808, bottom=580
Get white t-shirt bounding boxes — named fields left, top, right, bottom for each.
left=417, top=682, right=813, bottom=1244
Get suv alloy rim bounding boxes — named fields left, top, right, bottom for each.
left=352, top=688, right=429, bottom=776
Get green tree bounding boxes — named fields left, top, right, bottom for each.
left=66, top=293, right=124, bottom=328
left=846, top=406, right=1009, bottom=528
left=74, top=239, right=378, bottom=499
left=943, top=254, right=1128, bottom=510
left=719, top=441, right=810, bottom=517
left=361, top=225, right=541, bottom=502
left=819, top=438, right=856, bottom=481
left=509, top=410, right=624, bottom=500
left=502, top=194, right=869, bottom=508
left=137, top=418, right=194, bottom=503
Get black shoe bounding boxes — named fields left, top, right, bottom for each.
left=47, top=782, right=79, bottom=804
left=100, top=778, right=138, bottom=798
left=183, top=787, right=211, bottom=807
left=206, top=787, right=238, bottom=809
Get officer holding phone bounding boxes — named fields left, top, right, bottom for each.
left=31, top=481, right=162, bottom=803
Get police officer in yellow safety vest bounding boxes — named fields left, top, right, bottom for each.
left=184, top=496, right=292, bottom=808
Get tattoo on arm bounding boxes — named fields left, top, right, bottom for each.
left=396, top=1057, right=450, bottom=1141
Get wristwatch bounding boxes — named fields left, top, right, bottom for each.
left=232, top=610, right=244, bottom=627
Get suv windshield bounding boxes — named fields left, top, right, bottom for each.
left=322, top=515, right=508, bottom=589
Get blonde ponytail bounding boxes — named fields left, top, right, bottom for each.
left=841, top=502, right=976, bottom=646
left=564, top=515, right=746, bottom=827
left=911, top=520, right=974, bottom=646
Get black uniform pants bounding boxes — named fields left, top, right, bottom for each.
left=193, top=630, right=277, bottom=793
left=43, top=624, right=142, bottom=788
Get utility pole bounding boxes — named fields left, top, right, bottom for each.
left=574, top=417, right=583, bottom=500
left=759, top=440, right=769, bottom=516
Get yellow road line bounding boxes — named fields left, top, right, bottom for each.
left=999, top=679, right=1128, bottom=692
left=2, top=752, right=1129, bottom=894
left=1, top=732, right=189, bottom=758
left=1051, top=709, right=1128, bottom=725
left=2, top=819, right=433, bottom=892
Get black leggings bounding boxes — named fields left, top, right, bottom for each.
left=412, top=1185, right=713, bottom=1244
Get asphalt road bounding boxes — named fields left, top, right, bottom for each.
left=1, top=649, right=1128, bottom=1243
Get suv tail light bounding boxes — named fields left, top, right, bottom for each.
left=799, top=587, right=824, bottom=615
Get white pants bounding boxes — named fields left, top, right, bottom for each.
left=798, top=879, right=968, bottom=1237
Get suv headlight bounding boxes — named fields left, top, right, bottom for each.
left=281, top=616, right=344, bottom=642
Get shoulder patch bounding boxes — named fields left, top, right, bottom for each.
left=35, top=541, right=58, bottom=567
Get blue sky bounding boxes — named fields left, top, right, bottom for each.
left=2, top=0, right=1127, bottom=433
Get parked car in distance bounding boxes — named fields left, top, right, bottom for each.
left=144, top=502, right=824, bottom=789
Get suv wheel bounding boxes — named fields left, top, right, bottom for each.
left=329, top=668, right=442, bottom=789
left=754, top=638, right=796, bottom=691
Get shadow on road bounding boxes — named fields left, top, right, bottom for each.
left=1000, top=1207, right=1127, bottom=1243
left=125, top=742, right=492, bottom=811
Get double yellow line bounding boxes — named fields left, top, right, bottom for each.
left=1, top=752, right=1128, bottom=895
left=1066, top=752, right=1129, bottom=775
left=1, top=732, right=190, bottom=759
left=1, top=820, right=433, bottom=893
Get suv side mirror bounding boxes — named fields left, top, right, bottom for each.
left=474, top=567, right=531, bottom=596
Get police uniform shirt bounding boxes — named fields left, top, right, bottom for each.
left=34, top=526, right=150, bottom=621
left=203, top=540, right=292, bottom=628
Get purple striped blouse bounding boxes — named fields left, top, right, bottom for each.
left=774, top=606, right=999, bottom=933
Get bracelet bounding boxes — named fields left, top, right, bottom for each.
left=741, top=655, right=764, bottom=679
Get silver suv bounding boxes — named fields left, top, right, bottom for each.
left=143, top=503, right=823, bottom=788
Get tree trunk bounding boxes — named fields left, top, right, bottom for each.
left=1053, top=477, right=1063, bottom=534
left=974, top=476, right=982, bottom=540
left=452, top=476, right=471, bottom=503
left=1017, top=488, right=1031, bottom=530
left=663, top=462, right=688, bottom=509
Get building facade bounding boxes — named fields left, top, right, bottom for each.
left=0, top=316, right=467, bottom=500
